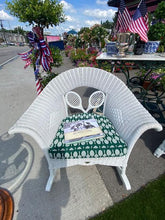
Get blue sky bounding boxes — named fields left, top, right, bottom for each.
left=0, top=0, right=117, bottom=35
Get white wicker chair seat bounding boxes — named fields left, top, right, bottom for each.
left=8, top=67, right=162, bottom=192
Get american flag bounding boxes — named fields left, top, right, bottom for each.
left=117, top=0, right=131, bottom=33
left=138, top=0, right=149, bottom=30
left=128, top=8, right=148, bottom=42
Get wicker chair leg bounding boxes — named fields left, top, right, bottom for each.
left=154, top=140, right=165, bottom=158
left=116, top=166, right=131, bottom=190
left=45, top=168, right=57, bottom=192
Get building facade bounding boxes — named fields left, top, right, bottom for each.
left=107, top=0, right=162, bottom=15
left=0, top=31, right=25, bottom=44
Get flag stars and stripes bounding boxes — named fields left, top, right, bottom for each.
left=128, top=0, right=149, bottom=42
left=117, top=0, right=131, bottom=33
left=138, top=0, right=149, bottom=30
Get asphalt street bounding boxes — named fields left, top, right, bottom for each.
left=0, top=45, right=29, bottom=65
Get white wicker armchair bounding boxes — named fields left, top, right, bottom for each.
left=8, top=67, right=162, bottom=191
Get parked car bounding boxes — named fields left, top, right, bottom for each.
left=19, top=42, right=24, bottom=46
left=7, top=42, right=15, bottom=46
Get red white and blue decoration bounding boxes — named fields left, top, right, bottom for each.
left=128, top=0, right=148, bottom=42
left=115, top=0, right=149, bottom=43
left=116, top=0, right=132, bottom=33
left=19, top=26, right=53, bottom=95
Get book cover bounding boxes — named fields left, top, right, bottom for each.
left=64, top=118, right=104, bottom=144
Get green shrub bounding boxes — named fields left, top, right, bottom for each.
left=148, top=23, right=165, bottom=47
left=69, top=48, right=90, bottom=63
left=148, top=1, right=165, bottom=49
left=41, top=71, right=58, bottom=88
left=50, top=46, right=63, bottom=67
left=64, top=45, right=73, bottom=56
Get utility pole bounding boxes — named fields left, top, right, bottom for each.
left=0, top=20, right=7, bottom=44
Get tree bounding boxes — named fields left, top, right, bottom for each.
left=101, top=20, right=113, bottom=30
left=12, top=26, right=26, bottom=35
left=147, top=1, right=165, bottom=48
left=77, top=25, right=109, bottom=48
left=6, top=0, right=65, bottom=33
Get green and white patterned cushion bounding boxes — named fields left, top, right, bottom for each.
left=48, top=113, right=128, bottom=159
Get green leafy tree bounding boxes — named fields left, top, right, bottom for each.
left=154, top=1, right=165, bottom=20
left=12, top=26, right=26, bottom=35
left=6, top=0, right=65, bottom=33
left=90, top=24, right=109, bottom=48
left=101, top=20, right=113, bottom=30
left=77, top=25, right=108, bottom=48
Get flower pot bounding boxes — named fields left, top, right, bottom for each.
left=106, top=42, right=118, bottom=56
left=142, top=81, right=153, bottom=90
left=144, top=41, right=160, bottom=54
left=134, top=41, right=145, bottom=55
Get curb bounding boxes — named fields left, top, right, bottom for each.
left=0, top=55, right=19, bottom=68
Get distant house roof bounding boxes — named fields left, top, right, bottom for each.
left=46, top=36, right=61, bottom=42
left=107, top=0, right=162, bottom=14
left=67, top=29, right=77, bottom=35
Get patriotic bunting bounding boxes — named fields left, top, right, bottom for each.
left=35, top=78, right=42, bottom=95
left=19, top=26, right=53, bottom=95
left=19, top=49, right=33, bottom=68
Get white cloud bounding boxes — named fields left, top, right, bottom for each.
left=84, top=8, right=116, bottom=20
left=0, top=10, right=13, bottom=21
left=60, top=1, right=76, bottom=13
left=96, top=0, right=107, bottom=5
left=45, top=26, right=54, bottom=30
left=85, top=20, right=100, bottom=26
left=68, top=25, right=75, bottom=29
left=63, top=26, right=73, bottom=32
left=65, top=15, right=75, bottom=22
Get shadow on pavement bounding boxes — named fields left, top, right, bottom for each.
left=141, top=128, right=165, bottom=153
left=0, top=133, right=34, bottom=193
left=17, top=158, right=70, bottom=220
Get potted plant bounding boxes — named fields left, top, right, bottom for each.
left=135, top=67, right=165, bottom=91
left=146, top=1, right=165, bottom=53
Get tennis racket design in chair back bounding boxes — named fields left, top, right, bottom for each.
left=65, top=90, right=105, bottom=113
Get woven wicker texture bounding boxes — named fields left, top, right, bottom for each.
left=8, top=67, right=162, bottom=191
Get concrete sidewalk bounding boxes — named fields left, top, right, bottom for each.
left=0, top=54, right=165, bottom=220
left=0, top=57, right=113, bottom=220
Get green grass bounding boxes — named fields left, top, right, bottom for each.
left=91, top=174, right=165, bottom=220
